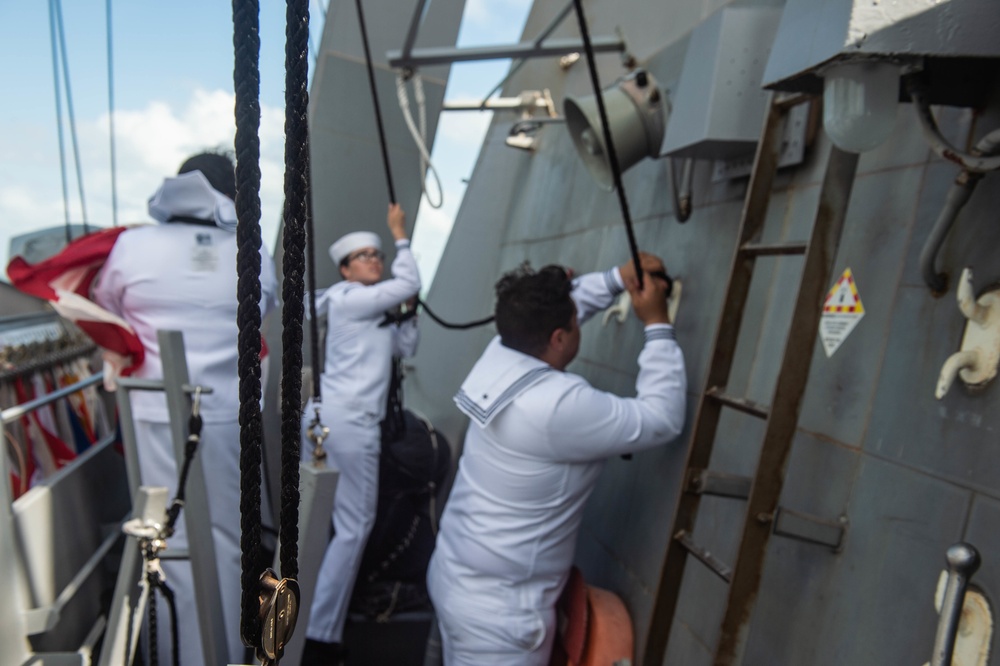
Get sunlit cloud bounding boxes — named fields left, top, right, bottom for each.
left=1, top=88, right=286, bottom=273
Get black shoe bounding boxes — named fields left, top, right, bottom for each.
left=301, top=638, right=347, bottom=666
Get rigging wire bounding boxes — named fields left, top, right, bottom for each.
left=355, top=0, right=494, bottom=330
left=570, top=0, right=642, bottom=288
left=355, top=0, right=397, bottom=204
left=105, top=0, right=119, bottom=227
left=396, top=73, right=444, bottom=209
left=53, top=0, right=90, bottom=235
left=46, top=0, right=71, bottom=243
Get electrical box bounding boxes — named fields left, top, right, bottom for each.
left=660, top=7, right=783, bottom=160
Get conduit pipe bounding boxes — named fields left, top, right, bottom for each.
left=669, top=157, right=694, bottom=222
left=916, top=112, right=1000, bottom=293
left=919, top=169, right=982, bottom=294
left=907, top=76, right=1000, bottom=173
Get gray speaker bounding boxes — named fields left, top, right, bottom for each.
left=564, top=69, right=666, bottom=191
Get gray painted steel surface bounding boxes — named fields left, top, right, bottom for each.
left=263, top=0, right=466, bottom=523
left=398, top=1, right=1000, bottom=663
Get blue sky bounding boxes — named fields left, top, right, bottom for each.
left=0, top=0, right=532, bottom=284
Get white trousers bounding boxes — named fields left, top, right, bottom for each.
left=134, top=419, right=246, bottom=666
left=426, top=554, right=556, bottom=666
left=303, top=403, right=381, bottom=643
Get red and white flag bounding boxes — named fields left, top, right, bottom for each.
left=7, top=227, right=145, bottom=385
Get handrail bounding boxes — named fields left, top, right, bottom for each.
left=11, top=434, right=125, bottom=635
left=1, top=371, right=105, bottom=425
left=22, top=521, right=123, bottom=635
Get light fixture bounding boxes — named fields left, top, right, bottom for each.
left=761, top=0, right=999, bottom=153
left=821, top=61, right=899, bottom=153
left=564, top=69, right=666, bottom=190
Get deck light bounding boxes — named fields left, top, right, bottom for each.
left=821, top=61, right=899, bottom=153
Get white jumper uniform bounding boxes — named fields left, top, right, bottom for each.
left=426, top=267, right=687, bottom=666
left=94, top=221, right=277, bottom=666
left=303, top=239, right=420, bottom=643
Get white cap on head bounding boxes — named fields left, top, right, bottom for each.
left=329, top=231, right=382, bottom=266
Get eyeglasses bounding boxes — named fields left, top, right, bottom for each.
left=345, top=249, right=385, bottom=264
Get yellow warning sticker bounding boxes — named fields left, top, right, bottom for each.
left=820, top=268, right=865, bottom=357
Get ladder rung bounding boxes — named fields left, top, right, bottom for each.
left=772, top=508, right=846, bottom=551
left=739, top=241, right=808, bottom=257
left=674, top=530, right=732, bottom=583
left=705, top=387, right=769, bottom=419
left=687, top=469, right=752, bottom=499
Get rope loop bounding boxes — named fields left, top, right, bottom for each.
left=396, top=73, right=444, bottom=209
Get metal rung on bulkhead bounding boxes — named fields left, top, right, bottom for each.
left=739, top=241, right=808, bottom=257
left=772, top=508, right=846, bottom=551
left=705, top=387, right=769, bottom=419
left=675, top=531, right=733, bottom=583
left=687, top=469, right=752, bottom=499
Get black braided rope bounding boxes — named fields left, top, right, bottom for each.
left=278, top=0, right=310, bottom=581
left=232, top=0, right=264, bottom=649
left=146, top=571, right=180, bottom=666
left=571, top=0, right=643, bottom=289
left=147, top=575, right=158, bottom=666
left=416, top=296, right=494, bottom=330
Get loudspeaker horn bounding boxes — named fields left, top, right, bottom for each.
left=564, top=69, right=666, bottom=191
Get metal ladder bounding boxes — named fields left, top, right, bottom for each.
left=643, top=93, right=860, bottom=666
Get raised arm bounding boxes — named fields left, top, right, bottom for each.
left=549, top=266, right=685, bottom=460
left=335, top=204, right=420, bottom=319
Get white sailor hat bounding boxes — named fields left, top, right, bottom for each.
left=329, top=231, right=382, bottom=266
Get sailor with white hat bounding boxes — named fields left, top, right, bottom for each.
left=302, top=203, right=421, bottom=663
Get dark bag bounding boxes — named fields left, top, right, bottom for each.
left=350, top=409, right=450, bottom=619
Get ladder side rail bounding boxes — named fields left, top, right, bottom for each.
left=642, top=92, right=794, bottom=666
left=713, top=145, right=860, bottom=666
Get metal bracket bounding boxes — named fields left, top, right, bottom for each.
left=772, top=507, right=847, bottom=552
left=711, top=102, right=812, bottom=182
left=936, top=267, right=1000, bottom=399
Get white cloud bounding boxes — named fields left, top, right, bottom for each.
left=1, top=88, right=286, bottom=274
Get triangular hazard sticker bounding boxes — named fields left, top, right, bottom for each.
left=823, top=268, right=865, bottom=314
left=820, top=268, right=865, bottom=357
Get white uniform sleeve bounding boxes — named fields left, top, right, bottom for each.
left=336, top=240, right=421, bottom=319
left=91, top=241, right=127, bottom=318
left=571, top=268, right=625, bottom=325
left=393, top=317, right=420, bottom=358
left=305, top=288, right=329, bottom=320
left=546, top=324, right=686, bottom=461
left=259, top=245, right=279, bottom=319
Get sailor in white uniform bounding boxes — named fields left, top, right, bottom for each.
left=93, top=152, right=278, bottom=666
left=301, top=204, right=420, bottom=662
left=426, top=256, right=686, bottom=666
